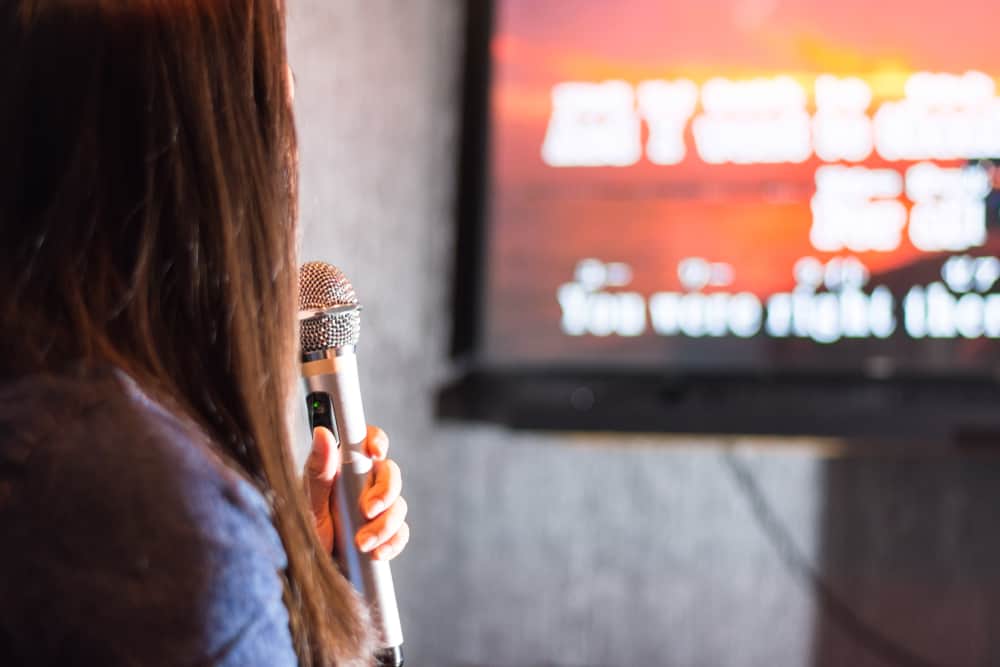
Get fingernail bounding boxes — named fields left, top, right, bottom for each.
left=367, top=500, right=385, bottom=518
left=359, top=534, right=377, bottom=552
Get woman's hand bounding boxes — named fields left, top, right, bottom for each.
left=304, top=425, right=410, bottom=561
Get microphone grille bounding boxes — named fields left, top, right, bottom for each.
left=298, top=261, right=361, bottom=352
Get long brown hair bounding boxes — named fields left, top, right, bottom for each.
left=0, top=1, right=373, bottom=664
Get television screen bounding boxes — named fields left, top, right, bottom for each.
left=444, top=0, right=1000, bottom=439
left=481, top=0, right=1000, bottom=375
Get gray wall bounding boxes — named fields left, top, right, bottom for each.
left=288, top=3, right=1000, bottom=666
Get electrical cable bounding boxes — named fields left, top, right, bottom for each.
left=720, top=449, right=942, bottom=667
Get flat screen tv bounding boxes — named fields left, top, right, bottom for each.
left=440, top=0, right=1000, bottom=443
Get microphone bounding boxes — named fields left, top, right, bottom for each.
left=298, top=261, right=404, bottom=667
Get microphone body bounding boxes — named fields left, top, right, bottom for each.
left=299, top=262, right=404, bottom=667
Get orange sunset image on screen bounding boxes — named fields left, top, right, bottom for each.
left=482, top=0, right=1000, bottom=368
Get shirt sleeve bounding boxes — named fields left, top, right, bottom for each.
left=0, top=392, right=299, bottom=667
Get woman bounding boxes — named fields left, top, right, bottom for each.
left=0, top=1, right=408, bottom=665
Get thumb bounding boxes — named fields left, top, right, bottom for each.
left=304, top=426, right=340, bottom=518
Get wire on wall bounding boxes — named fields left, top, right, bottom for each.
left=720, top=449, right=941, bottom=667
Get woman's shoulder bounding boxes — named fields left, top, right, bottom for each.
left=0, top=366, right=297, bottom=666
left=0, top=365, right=277, bottom=550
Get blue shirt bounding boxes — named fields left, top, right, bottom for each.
left=0, top=367, right=298, bottom=665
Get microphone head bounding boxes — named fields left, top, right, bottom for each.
left=298, top=261, right=361, bottom=352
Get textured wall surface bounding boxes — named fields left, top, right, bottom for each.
left=287, top=3, right=1000, bottom=666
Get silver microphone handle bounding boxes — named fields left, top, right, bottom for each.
left=302, top=349, right=404, bottom=659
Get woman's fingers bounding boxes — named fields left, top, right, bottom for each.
left=356, top=432, right=408, bottom=560
left=356, top=496, right=408, bottom=554
left=363, top=424, right=389, bottom=461
left=373, top=521, right=410, bottom=561
left=304, top=426, right=339, bottom=518
left=307, top=424, right=407, bottom=560
left=360, top=458, right=402, bottom=519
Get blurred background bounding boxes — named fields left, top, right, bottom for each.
left=288, top=2, right=1000, bottom=666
